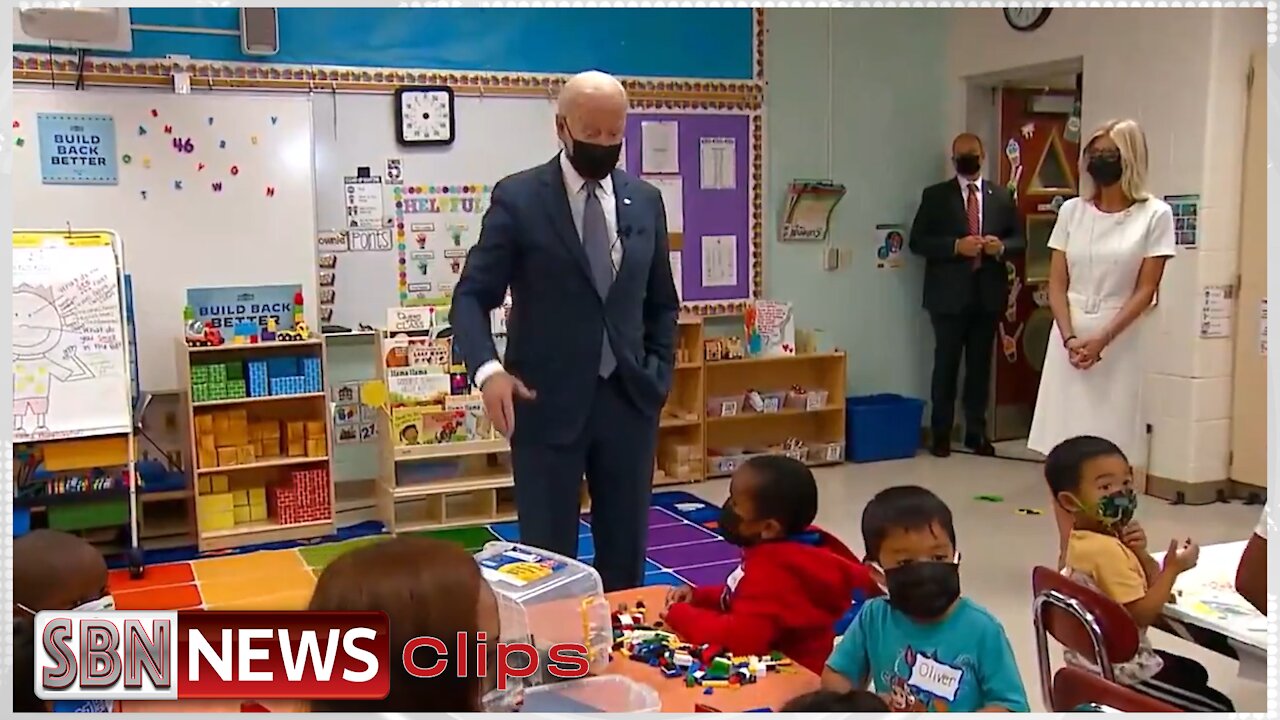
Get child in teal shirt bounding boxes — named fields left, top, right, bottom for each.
left=823, top=486, right=1029, bottom=712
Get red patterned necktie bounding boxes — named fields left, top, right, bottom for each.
left=967, top=183, right=981, bottom=270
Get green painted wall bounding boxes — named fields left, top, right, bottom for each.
left=764, top=9, right=948, bottom=402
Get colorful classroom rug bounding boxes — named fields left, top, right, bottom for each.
left=107, top=491, right=738, bottom=611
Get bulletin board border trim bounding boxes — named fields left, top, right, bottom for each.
left=13, top=54, right=763, bottom=112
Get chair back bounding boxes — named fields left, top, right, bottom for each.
left=1051, top=666, right=1181, bottom=712
left=1031, top=566, right=1140, bottom=710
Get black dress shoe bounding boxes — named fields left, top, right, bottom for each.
left=965, top=437, right=996, bottom=457
left=930, top=438, right=952, bottom=458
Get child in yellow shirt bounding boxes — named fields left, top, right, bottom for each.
left=1045, top=436, right=1233, bottom=712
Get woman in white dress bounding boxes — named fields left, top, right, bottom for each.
left=1027, top=119, right=1175, bottom=560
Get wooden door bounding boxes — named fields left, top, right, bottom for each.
left=991, top=87, right=1081, bottom=441
left=1230, top=54, right=1266, bottom=491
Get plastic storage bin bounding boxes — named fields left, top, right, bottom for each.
left=846, top=394, right=925, bottom=463
left=14, top=507, right=30, bottom=537
left=475, top=543, right=612, bottom=685
left=522, top=675, right=661, bottom=712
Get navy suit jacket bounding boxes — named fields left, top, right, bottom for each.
left=450, top=156, right=681, bottom=446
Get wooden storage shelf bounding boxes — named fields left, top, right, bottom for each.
left=655, top=316, right=707, bottom=486
left=374, top=327, right=517, bottom=534
left=179, top=338, right=336, bottom=552
left=653, top=316, right=848, bottom=486
left=192, top=391, right=327, bottom=408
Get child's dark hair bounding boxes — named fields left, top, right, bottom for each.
left=1044, top=435, right=1127, bottom=495
left=781, top=689, right=889, bottom=712
left=14, top=616, right=44, bottom=712
left=861, top=485, right=956, bottom=562
left=741, top=454, right=817, bottom=535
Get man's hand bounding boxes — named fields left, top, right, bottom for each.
left=955, top=235, right=984, bottom=258
left=982, top=235, right=1004, bottom=256
left=480, top=371, right=536, bottom=438
left=1162, top=538, right=1200, bottom=574
left=1120, top=521, right=1148, bottom=554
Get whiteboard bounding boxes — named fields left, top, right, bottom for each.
left=13, top=89, right=318, bottom=392
left=312, top=92, right=559, bottom=329
left=13, top=232, right=132, bottom=441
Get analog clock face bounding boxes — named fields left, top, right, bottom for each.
left=1004, top=7, right=1051, bottom=31
left=399, top=88, right=454, bottom=144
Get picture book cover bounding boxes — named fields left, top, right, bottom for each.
left=386, top=367, right=451, bottom=407
left=479, top=549, right=566, bottom=587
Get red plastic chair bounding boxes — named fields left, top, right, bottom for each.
left=1030, top=566, right=1140, bottom=711
left=1052, top=666, right=1181, bottom=712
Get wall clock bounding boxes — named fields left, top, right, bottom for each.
left=1004, top=8, right=1052, bottom=32
left=395, top=86, right=455, bottom=146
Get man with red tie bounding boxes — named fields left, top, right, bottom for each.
left=909, top=133, right=1023, bottom=458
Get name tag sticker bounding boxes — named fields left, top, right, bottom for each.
left=907, top=653, right=964, bottom=702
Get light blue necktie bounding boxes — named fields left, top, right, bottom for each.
left=583, top=181, right=616, bottom=378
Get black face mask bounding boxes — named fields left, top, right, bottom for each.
left=718, top=506, right=759, bottom=547
left=953, top=154, right=982, bottom=178
left=883, top=561, right=961, bottom=619
left=564, top=130, right=621, bottom=182
left=1087, top=154, right=1124, bottom=188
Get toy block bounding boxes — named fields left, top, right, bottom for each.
left=248, top=503, right=267, bottom=522
left=195, top=414, right=215, bottom=435
left=201, top=510, right=235, bottom=531
left=306, top=437, right=326, bottom=458
left=225, top=361, right=244, bottom=381
left=197, top=492, right=233, bottom=515
left=286, top=421, right=306, bottom=442
left=216, top=447, right=238, bottom=466
left=197, top=476, right=212, bottom=495
left=248, top=487, right=266, bottom=506
left=236, top=445, right=257, bottom=465
left=209, top=364, right=228, bottom=384
left=210, top=474, right=230, bottom=494
left=197, top=446, right=217, bottom=470
left=266, top=357, right=299, bottom=378
left=304, top=421, right=325, bottom=440
left=190, top=365, right=211, bottom=384
left=233, top=505, right=252, bottom=524
left=231, top=489, right=250, bottom=507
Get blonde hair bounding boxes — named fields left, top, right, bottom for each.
left=1080, top=119, right=1151, bottom=202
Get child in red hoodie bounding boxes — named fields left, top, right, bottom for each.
left=661, top=455, right=880, bottom=674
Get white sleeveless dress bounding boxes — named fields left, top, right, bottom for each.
left=1027, top=197, right=1176, bottom=462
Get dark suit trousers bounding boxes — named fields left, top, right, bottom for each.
left=929, top=305, right=997, bottom=440
left=510, top=375, right=656, bottom=591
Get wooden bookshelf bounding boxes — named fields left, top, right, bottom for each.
left=178, top=339, right=336, bottom=551
left=655, top=315, right=706, bottom=485
left=703, top=352, right=847, bottom=479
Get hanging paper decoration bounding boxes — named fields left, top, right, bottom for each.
left=207, top=117, right=214, bottom=126
left=197, top=162, right=205, bottom=172
left=999, top=323, right=1024, bottom=363
left=174, top=180, right=183, bottom=190
left=1020, top=123, right=1035, bottom=139
left=122, top=154, right=132, bottom=164
left=173, top=137, right=194, bottom=153
left=14, top=138, right=24, bottom=147
left=230, top=165, right=239, bottom=176
left=142, top=157, right=151, bottom=169
left=219, top=140, right=226, bottom=149
left=270, top=116, right=278, bottom=125
left=265, top=186, right=275, bottom=197
left=12, top=120, right=19, bottom=128
left=140, top=190, right=147, bottom=200
left=163, top=124, right=173, bottom=135
left=211, top=181, right=223, bottom=192
left=138, top=126, right=146, bottom=136
left=150, top=109, right=159, bottom=117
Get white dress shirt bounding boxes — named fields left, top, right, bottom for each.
left=957, top=175, right=984, bottom=235
left=474, top=152, right=624, bottom=389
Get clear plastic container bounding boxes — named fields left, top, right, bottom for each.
left=521, top=675, right=661, bottom=713
left=475, top=542, right=612, bottom=685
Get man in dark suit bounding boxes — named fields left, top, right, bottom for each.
left=909, top=133, right=1023, bottom=458
left=450, top=71, right=680, bottom=590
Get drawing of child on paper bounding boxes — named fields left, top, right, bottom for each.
left=12, top=284, right=94, bottom=434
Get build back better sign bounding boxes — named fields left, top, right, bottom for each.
left=37, top=113, right=118, bottom=185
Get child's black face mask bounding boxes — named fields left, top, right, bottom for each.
left=718, top=505, right=762, bottom=547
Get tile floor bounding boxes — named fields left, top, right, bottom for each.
left=680, top=453, right=1267, bottom=712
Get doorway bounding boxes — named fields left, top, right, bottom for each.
left=962, top=61, right=1083, bottom=461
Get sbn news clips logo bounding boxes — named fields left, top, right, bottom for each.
left=33, top=611, right=590, bottom=701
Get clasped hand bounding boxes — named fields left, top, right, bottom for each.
left=1066, top=335, right=1107, bottom=370
left=955, top=235, right=1003, bottom=258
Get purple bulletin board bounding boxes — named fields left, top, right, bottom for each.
left=624, top=113, right=754, bottom=304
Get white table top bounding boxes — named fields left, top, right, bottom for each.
left=1152, top=540, right=1266, bottom=651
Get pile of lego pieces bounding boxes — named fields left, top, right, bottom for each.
left=611, top=601, right=793, bottom=693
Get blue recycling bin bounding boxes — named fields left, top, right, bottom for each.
left=846, top=394, right=926, bottom=463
